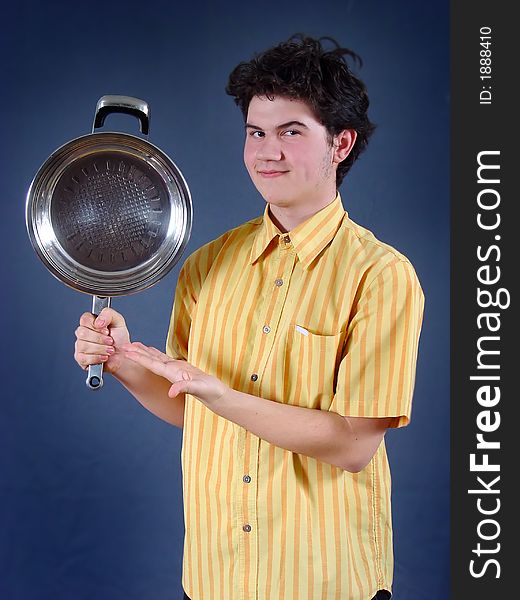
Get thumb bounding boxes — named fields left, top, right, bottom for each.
left=94, top=307, right=127, bottom=330
left=168, top=371, right=192, bottom=398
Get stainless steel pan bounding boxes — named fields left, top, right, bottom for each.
left=26, top=95, right=192, bottom=390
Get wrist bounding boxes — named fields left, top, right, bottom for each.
left=208, top=386, right=243, bottom=420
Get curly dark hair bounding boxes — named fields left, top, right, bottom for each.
left=225, top=34, right=376, bottom=186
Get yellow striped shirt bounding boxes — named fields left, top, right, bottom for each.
left=166, top=193, right=424, bottom=600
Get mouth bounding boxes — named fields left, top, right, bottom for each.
left=257, top=170, right=289, bottom=178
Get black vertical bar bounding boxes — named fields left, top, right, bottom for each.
left=451, top=1, right=516, bottom=597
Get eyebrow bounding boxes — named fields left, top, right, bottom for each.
left=245, top=120, right=310, bottom=131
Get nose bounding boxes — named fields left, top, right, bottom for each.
left=256, top=135, right=283, bottom=162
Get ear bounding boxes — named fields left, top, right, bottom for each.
left=332, top=129, right=357, bottom=164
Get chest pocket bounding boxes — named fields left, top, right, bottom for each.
left=283, top=325, right=345, bottom=410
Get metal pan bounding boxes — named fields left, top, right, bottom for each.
left=26, top=95, right=192, bottom=390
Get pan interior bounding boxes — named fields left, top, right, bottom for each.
left=50, top=151, right=171, bottom=272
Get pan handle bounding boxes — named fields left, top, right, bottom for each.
left=92, top=95, right=150, bottom=135
left=86, top=295, right=112, bottom=390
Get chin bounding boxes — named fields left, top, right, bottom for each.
left=260, top=193, right=292, bottom=207
left=254, top=185, right=291, bottom=206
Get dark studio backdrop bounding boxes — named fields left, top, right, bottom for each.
left=0, top=1, right=449, bottom=599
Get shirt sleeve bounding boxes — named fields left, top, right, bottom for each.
left=165, top=259, right=197, bottom=360
left=165, top=243, right=214, bottom=359
left=329, top=258, right=425, bottom=428
left=165, top=232, right=231, bottom=359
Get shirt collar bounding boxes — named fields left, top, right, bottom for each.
left=250, top=193, right=346, bottom=269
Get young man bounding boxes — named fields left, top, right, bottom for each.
left=74, top=35, right=424, bottom=600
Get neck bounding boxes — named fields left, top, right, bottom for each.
left=268, top=192, right=338, bottom=233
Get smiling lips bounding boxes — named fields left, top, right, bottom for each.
left=257, top=170, right=288, bottom=178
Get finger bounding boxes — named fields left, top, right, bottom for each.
left=143, top=345, right=170, bottom=361
left=168, top=371, right=192, bottom=398
left=75, top=339, right=116, bottom=356
left=143, top=346, right=166, bottom=360
left=79, top=312, right=110, bottom=336
left=121, top=342, right=155, bottom=358
left=124, top=349, right=170, bottom=378
left=74, top=351, right=110, bottom=369
left=123, top=341, right=149, bottom=352
left=79, top=312, right=95, bottom=328
left=75, top=325, right=114, bottom=346
left=122, top=342, right=170, bottom=363
left=94, top=308, right=126, bottom=330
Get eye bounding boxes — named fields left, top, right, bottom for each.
left=283, top=129, right=301, bottom=137
left=249, top=130, right=265, bottom=138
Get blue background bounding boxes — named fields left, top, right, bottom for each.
left=0, top=1, right=449, bottom=598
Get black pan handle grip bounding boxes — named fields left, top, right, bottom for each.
left=92, top=95, right=150, bottom=135
left=86, top=295, right=112, bottom=390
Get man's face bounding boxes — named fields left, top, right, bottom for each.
left=243, top=95, right=338, bottom=210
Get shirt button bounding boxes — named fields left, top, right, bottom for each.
left=243, top=524, right=252, bottom=533
left=250, top=373, right=258, bottom=381
left=243, top=475, right=251, bottom=483
left=275, top=278, right=283, bottom=287
left=262, top=325, right=271, bottom=334
left=283, top=235, right=291, bottom=244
